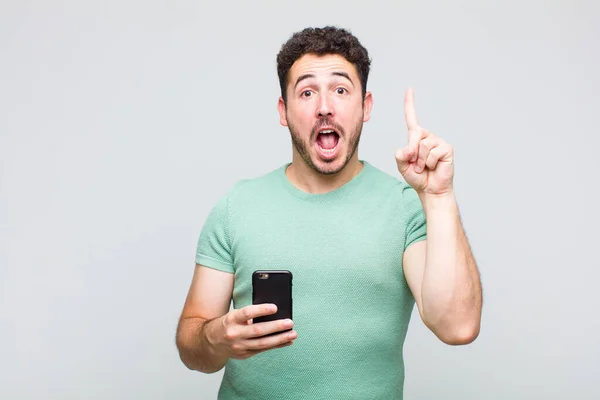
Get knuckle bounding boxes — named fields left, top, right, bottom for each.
left=250, top=324, right=262, bottom=337
left=224, top=328, right=237, bottom=342
left=255, top=338, right=269, bottom=349
left=230, top=343, right=243, bottom=353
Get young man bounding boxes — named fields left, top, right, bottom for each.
left=176, top=26, right=482, bottom=399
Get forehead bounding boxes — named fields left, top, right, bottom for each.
left=288, top=53, right=358, bottom=82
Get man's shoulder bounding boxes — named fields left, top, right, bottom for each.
left=363, top=161, right=415, bottom=196
left=221, top=164, right=287, bottom=201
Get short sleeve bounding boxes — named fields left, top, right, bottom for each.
left=403, top=185, right=427, bottom=251
left=195, top=192, right=235, bottom=273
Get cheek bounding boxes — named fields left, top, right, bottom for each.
left=337, top=97, right=362, bottom=116
left=337, top=107, right=361, bottom=126
left=287, top=106, right=314, bottom=129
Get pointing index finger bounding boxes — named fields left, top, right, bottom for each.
left=404, top=87, right=419, bottom=131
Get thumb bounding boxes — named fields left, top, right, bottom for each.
left=395, top=146, right=413, bottom=174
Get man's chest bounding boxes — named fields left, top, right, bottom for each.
left=230, top=204, right=409, bottom=297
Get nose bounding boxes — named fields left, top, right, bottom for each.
left=316, top=93, right=335, bottom=117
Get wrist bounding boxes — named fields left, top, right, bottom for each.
left=202, top=317, right=224, bottom=351
left=418, top=191, right=458, bottom=214
left=193, top=316, right=230, bottom=373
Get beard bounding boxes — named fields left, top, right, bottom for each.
left=287, top=115, right=363, bottom=175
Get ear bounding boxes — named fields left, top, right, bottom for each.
left=362, top=92, right=373, bottom=122
left=277, top=97, right=288, bottom=126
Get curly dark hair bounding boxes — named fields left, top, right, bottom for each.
left=276, top=26, right=371, bottom=103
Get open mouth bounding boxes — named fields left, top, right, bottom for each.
left=316, top=129, right=340, bottom=157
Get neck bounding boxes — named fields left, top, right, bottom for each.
left=286, top=154, right=364, bottom=194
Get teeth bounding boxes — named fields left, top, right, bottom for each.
left=320, top=129, right=335, bottom=134
left=318, top=145, right=337, bottom=154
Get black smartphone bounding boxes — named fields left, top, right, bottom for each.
left=252, top=270, right=293, bottom=332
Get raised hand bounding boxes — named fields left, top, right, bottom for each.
left=395, top=88, right=455, bottom=196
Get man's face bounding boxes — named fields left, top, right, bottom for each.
left=278, top=53, right=372, bottom=175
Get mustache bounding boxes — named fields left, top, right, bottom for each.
left=311, top=118, right=345, bottom=139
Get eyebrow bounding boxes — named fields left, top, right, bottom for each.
left=294, top=71, right=354, bottom=90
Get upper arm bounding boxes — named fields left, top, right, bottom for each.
left=401, top=183, right=427, bottom=318
left=403, top=240, right=427, bottom=319
left=180, top=264, right=234, bottom=321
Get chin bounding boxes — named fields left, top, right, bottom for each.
left=310, top=156, right=348, bottom=175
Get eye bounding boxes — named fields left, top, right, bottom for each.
left=301, top=90, right=313, bottom=97
left=336, top=88, right=347, bottom=95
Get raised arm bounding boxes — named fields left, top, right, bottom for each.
left=402, top=200, right=481, bottom=345
left=396, top=88, right=482, bottom=345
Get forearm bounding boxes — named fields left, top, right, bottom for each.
left=419, top=191, right=482, bottom=344
left=176, top=316, right=229, bottom=373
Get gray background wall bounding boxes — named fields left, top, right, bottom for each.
left=1, top=0, right=598, bottom=399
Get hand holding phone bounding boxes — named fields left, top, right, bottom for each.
left=207, top=270, right=295, bottom=361
left=213, top=303, right=296, bottom=361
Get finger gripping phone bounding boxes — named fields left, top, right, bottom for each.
left=252, top=270, right=293, bottom=326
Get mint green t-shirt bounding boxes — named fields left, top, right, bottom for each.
left=195, top=161, right=427, bottom=400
